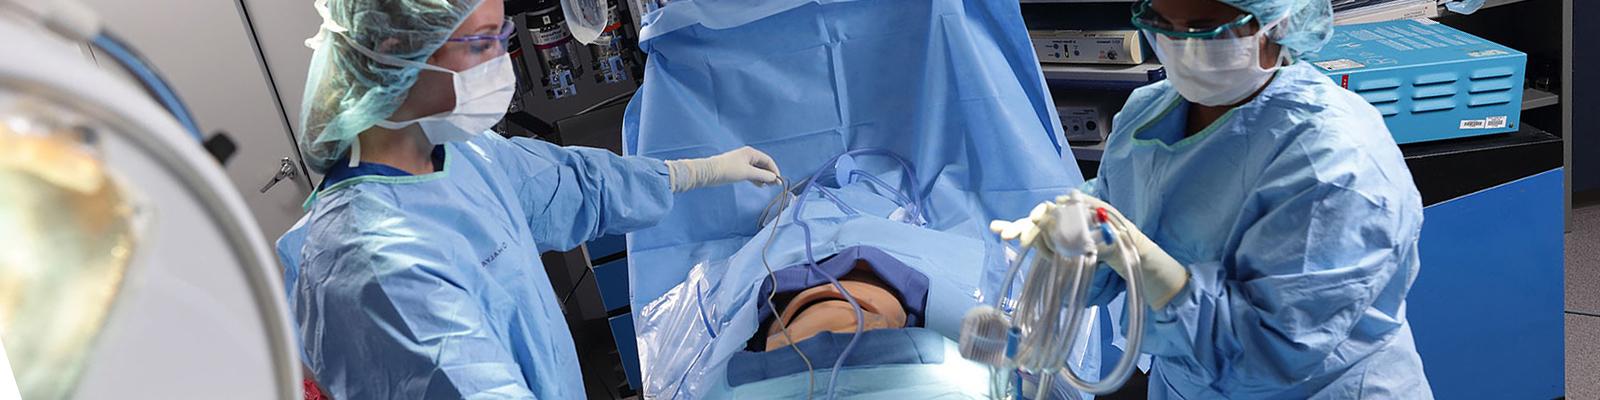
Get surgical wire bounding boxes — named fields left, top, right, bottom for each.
left=789, top=148, right=924, bottom=400
left=789, top=182, right=866, bottom=400
left=758, top=176, right=815, bottom=400
left=559, top=265, right=593, bottom=306
left=846, top=171, right=922, bottom=224
left=836, top=149, right=925, bottom=218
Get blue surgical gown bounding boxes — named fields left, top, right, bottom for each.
left=275, top=133, right=673, bottom=399
left=1083, top=62, right=1433, bottom=399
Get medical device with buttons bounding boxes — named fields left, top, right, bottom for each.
left=1311, top=18, right=1526, bottom=144
left=1057, top=105, right=1111, bottom=144
left=1029, top=30, right=1147, bottom=65
left=1052, top=91, right=1121, bottom=144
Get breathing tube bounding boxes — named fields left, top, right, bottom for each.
left=958, top=191, right=1146, bottom=398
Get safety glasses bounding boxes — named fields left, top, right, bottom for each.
left=1130, top=0, right=1256, bottom=39
left=445, top=17, right=516, bottom=47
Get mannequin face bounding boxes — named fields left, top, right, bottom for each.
left=765, top=270, right=908, bottom=350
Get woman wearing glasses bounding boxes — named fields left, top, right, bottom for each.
left=1004, top=0, right=1432, bottom=398
left=278, top=0, right=782, bottom=398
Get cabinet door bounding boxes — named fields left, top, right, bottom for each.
left=79, top=0, right=314, bottom=243
left=237, top=0, right=320, bottom=144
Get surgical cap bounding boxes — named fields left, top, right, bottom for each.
left=298, top=0, right=483, bottom=173
left=1220, top=0, right=1333, bottom=59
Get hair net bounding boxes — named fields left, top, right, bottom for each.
left=1220, top=0, right=1333, bottom=59
left=298, top=0, right=484, bottom=173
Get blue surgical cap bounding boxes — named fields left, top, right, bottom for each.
left=1221, top=0, right=1334, bottom=59
left=298, top=0, right=484, bottom=173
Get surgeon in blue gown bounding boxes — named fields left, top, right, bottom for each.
left=1001, top=0, right=1434, bottom=398
left=275, top=0, right=782, bottom=398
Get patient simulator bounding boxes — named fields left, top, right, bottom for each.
left=616, top=1, right=1146, bottom=398
left=636, top=154, right=1013, bottom=399
left=634, top=152, right=1155, bottom=399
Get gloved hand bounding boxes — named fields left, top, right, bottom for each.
left=990, top=193, right=1189, bottom=309
left=665, top=146, right=782, bottom=193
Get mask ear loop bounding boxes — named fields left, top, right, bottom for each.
left=1234, top=18, right=1291, bottom=77
left=337, top=32, right=467, bottom=130
left=1259, top=18, right=1292, bottom=69
left=348, top=139, right=361, bottom=168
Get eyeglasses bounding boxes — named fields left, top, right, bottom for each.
left=445, top=18, right=516, bottom=46
left=1130, top=0, right=1256, bottom=39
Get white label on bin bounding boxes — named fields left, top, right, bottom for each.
left=1486, top=116, right=1508, bottom=129
left=1314, top=59, right=1365, bottom=71
left=1460, top=119, right=1486, bottom=129
left=1468, top=49, right=1510, bottom=58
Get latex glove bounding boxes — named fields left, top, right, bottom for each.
left=990, top=202, right=1054, bottom=254
left=990, top=194, right=1189, bottom=309
left=665, top=146, right=782, bottom=193
left=1075, top=195, right=1188, bottom=309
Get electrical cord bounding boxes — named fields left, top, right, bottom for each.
left=763, top=149, right=923, bottom=400
left=791, top=182, right=865, bottom=400
left=90, top=32, right=204, bottom=141
left=573, top=87, right=638, bottom=116
left=560, top=264, right=594, bottom=307
left=660, top=175, right=812, bottom=400
left=757, top=177, right=816, bottom=400
left=798, top=149, right=926, bottom=400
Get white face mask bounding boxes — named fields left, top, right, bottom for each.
left=373, top=54, right=516, bottom=144
left=1152, top=21, right=1286, bottom=106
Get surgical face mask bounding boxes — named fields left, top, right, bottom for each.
left=1151, top=21, right=1286, bottom=106
left=374, top=54, right=516, bottom=144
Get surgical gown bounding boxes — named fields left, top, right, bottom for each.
left=1083, top=62, right=1433, bottom=399
left=275, top=132, right=673, bottom=399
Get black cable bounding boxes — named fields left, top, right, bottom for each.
left=573, top=87, right=638, bottom=116
left=1567, top=310, right=1600, bottom=319
left=561, top=265, right=595, bottom=306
